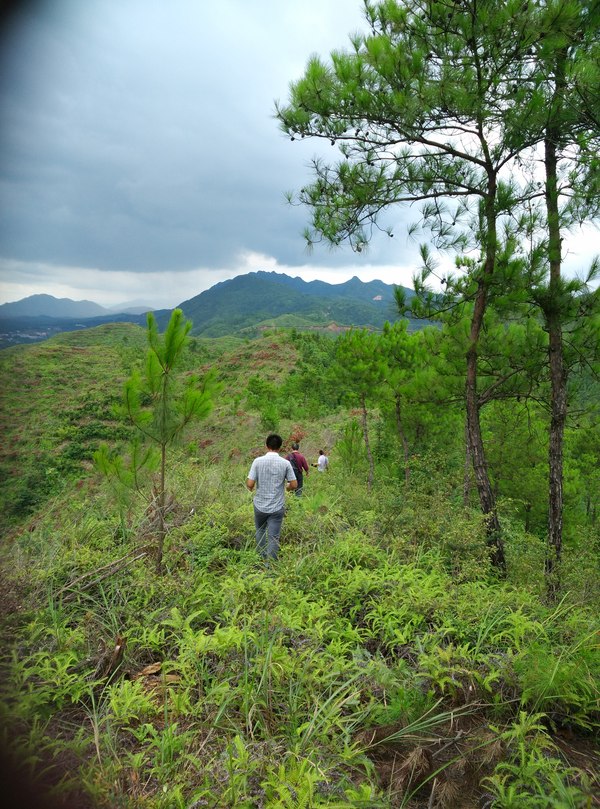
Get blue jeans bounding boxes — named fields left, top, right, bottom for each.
left=254, top=505, right=285, bottom=560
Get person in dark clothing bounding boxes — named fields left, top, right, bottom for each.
left=286, top=442, right=309, bottom=496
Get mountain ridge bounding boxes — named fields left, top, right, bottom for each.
left=0, top=293, right=155, bottom=318
left=0, top=293, right=109, bottom=319
left=172, top=270, right=410, bottom=337
left=0, top=272, right=415, bottom=347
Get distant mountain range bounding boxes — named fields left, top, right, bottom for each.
left=0, top=271, right=415, bottom=347
left=0, top=294, right=152, bottom=318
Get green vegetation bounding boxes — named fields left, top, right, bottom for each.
left=95, top=311, right=219, bottom=573
left=172, top=272, right=409, bottom=338
left=0, top=318, right=598, bottom=807
left=1, top=1, right=599, bottom=803
left=277, top=0, right=600, bottom=591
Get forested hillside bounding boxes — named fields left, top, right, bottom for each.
left=0, top=314, right=598, bottom=808
left=166, top=271, right=415, bottom=337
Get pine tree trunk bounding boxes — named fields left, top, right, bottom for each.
left=544, top=133, right=567, bottom=601
left=463, top=417, right=473, bottom=506
left=361, top=393, right=375, bottom=491
left=465, top=182, right=506, bottom=572
left=394, top=395, right=410, bottom=486
left=466, top=362, right=504, bottom=570
left=156, top=442, right=167, bottom=574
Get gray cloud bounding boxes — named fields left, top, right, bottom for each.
left=4, top=1, right=590, bottom=308
left=1, top=0, right=411, bottom=290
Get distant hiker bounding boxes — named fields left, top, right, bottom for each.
left=316, top=450, right=329, bottom=472
left=286, top=442, right=309, bottom=496
left=246, top=433, right=297, bottom=561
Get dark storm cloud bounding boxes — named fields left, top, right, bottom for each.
left=0, top=0, right=401, bottom=280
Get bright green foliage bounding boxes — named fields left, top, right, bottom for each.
left=484, top=712, right=592, bottom=807
left=277, top=0, right=556, bottom=572
left=566, top=422, right=600, bottom=526
left=280, top=330, right=341, bottom=417
left=245, top=375, right=281, bottom=431
left=123, top=310, right=216, bottom=447
left=95, top=309, right=218, bottom=572
left=2, top=463, right=597, bottom=807
left=335, top=328, right=384, bottom=489
left=377, top=321, right=424, bottom=483
left=335, top=419, right=367, bottom=477
left=0, top=324, right=145, bottom=530
left=335, top=329, right=383, bottom=404
left=1, top=285, right=599, bottom=807
left=277, top=0, right=538, bottom=253
left=277, top=0, right=600, bottom=581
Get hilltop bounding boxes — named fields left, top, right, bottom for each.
left=172, top=271, right=413, bottom=337
left=0, top=293, right=109, bottom=319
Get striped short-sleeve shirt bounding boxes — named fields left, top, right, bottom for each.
left=248, top=451, right=296, bottom=512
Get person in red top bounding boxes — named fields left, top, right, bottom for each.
left=286, top=442, right=309, bottom=496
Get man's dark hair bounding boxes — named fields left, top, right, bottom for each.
left=292, top=442, right=299, bottom=450
left=266, top=433, right=283, bottom=450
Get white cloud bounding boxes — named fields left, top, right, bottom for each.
left=236, top=250, right=280, bottom=273
left=562, top=223, right=600, bottom=277
left=2, top=221, right=597, bottom=310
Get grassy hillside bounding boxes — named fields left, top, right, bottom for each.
left=0, top=324, right=145, bottom=529
left=0, top=324, right=598, bottom=808
left=0, top=324, right=248, bottom=532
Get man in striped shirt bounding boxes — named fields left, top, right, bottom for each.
left=246, top=434, right=297, bottom=560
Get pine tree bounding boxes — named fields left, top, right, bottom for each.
left=335, top=328, right=384, bottom=490
left=276, top=0, right=544, bottom=569
left=97, top=309, right=218, bottom=573
left=378, top=320, right=421, bottom=485
left=277, top=0, right=600, bottom=575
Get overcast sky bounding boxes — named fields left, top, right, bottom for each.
left=0, top=0, right=597, bottom=308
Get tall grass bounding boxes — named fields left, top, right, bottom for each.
left=0, top=329, right=597, bottom=806
left=1, top=456, right=597, bottom=807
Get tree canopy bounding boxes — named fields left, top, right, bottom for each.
left=277, top=0, right=600, bottom=586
